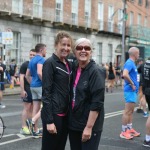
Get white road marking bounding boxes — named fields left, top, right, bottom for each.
left=0, top=136, right=32, bottom=145
left=3, top=134, right=15, bottom=138
left=105, top=107, right=138, bottom=119
left=1, top=111, right=22, bottom=117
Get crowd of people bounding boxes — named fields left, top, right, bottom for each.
left=0, top=30, right=150, bottom=149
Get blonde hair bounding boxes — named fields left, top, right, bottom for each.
left=54, top=31, right=73, bottom=48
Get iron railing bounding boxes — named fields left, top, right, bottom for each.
left=128, top=25, right=150, bottom=40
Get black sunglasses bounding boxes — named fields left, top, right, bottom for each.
left=76, top=46, right=91, bottom=51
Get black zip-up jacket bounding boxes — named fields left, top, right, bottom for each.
left=41, top=53, right=72, bottom=124
left=69, top=60, right=105, bottom=132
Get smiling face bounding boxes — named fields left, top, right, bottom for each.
left=55, top=37, right=71, bottom=59
left=75, top=41, right=92, bottom=64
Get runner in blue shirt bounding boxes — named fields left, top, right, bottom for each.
left=120, top=47, right=140, bottom=140
left=26, top=43, right=46, bottom=138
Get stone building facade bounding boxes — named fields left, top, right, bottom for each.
left=0, top=0, right=149, bottom=68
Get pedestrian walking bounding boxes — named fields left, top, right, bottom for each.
left=136, top=58, right=148, bottom=117
left=141, top=57, right=150, bottom=147
left=68, top=38, right=105, bottom=150
left=120, top=47, right=140, bottom=140
left=41, top=31, right=73, bottom=150
left=19, top=49, right=36, bottom=135
left=106, top=62, right=116, bottom=92
left=26, top=43, right=46, bottom=138
left=9, top=59, right=17, bottom=89
left=0, top=57, right=6, bottom=108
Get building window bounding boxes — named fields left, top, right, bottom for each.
left=12, top=0, right=23, bottom=14
left=98, top=2, right=104, bottom=30
left=138, top=0, right=142, bottom=5
left=33, top=0, right=42, bottom=18
left=108, top=44, right=113, bottom=62
left=145, top=0, right=150, bottom=8
left=32, top=34, right=41, bottom=48
left=108, top=6, right=114, bottom=32
left=55, top=0, right=63, bottom=22
left=97, top=43, right=102, bottom=64
left=85, top=0, right=91, bottom=28
left=130, top=11, right=134, bottom=25
left=71, top=0, right=78, bottom=25
left=11, top=32, right=21, bottom=64
left=118, top=9, right=123, bottom=33
left=137, top=14, right=142, bottom=25
left=144, top=16, right=148, bottom=27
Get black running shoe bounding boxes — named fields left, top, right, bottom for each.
left=143, top=140, right=150, bottom=147
left=26, top=119, right=34, bottom=135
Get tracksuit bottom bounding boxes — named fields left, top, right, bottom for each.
left=69, top=129, right=102, bottom=150
left=41, top=115, right=68, bottom=150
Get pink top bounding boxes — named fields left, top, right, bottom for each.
left=72, top=67, right=81, bottom=109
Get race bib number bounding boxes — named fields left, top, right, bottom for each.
left=137, top=74, right=140, bottom=82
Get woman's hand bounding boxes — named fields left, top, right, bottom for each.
left=47, top=123, right=57, bottom=134
left=82, top=126, right=92, bottom=142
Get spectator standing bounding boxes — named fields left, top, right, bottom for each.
left=26, top=43, right=46, bottom=138
left=69, top=38, right=105, bottom=150
left=106, top=62, right=116, bottom=93
left=115, top=63, right=122, bottom=87
left=19, top=49, right=36, bottom=135
left=41, top=31, right=73, bottom=150
left=9, top=59, right=17, bottom=89
left=120, top=47, right=140, bottom=140
left=136, top=58, right=148, bottom=117
left=142, top=57, right=150, bottom=147
left=0, top=58, right=6, bottom=108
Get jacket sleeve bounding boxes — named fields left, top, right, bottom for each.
left=89, top=67, right=105, bottom=112
left=41, top=59, right=54, bottom=124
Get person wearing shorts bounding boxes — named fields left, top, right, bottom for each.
left=142, top=58, right=150, bottom=147
left=20, top=49, right=36, bottom=135
left=0, top=58, right=6, bottom=108
left=26, top=43, right=46, bottom=137
left=120, top=47, right=140, bottom=140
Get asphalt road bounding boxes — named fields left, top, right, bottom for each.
left=0, top=87, right=148, bottom=150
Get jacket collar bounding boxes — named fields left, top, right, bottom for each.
left=52, top=53, right=69, bottom=64
left=74, top=59, right=96, bottom=71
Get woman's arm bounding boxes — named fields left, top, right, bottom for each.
left=82, top=111, right=99, bottom=142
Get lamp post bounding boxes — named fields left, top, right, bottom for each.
left=122, top=0, right=127, bottom=64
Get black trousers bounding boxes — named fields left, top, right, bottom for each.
left=41, top=115, right=68, bottom=150
left=145, top=94, right=150, bottom=111
left=69, top=129, right=102, bottom=150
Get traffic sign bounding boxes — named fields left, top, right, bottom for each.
left=0, top=32, right=13, bottom=45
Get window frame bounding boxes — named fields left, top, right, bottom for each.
left=12, top=0, right=23, bottom=14
left=97, top=43, right=103, bottom=64
left=55, top=0, right=63, bottom=22
left=33, top=0, right=43, bottom=18
left=71, top=0, right=78, bottom=25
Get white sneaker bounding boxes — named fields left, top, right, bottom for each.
left=0, top=104, right=6, bottom=108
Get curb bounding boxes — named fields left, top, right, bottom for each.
left=3, top=92, right=20, bottom=96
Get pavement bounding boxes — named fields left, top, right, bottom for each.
left=3, top=85, right=21, bottom=96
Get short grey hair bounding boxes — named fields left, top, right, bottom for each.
left=74, top=38, right=92, bottom=51
left=128, top=47, right=139, bottom=56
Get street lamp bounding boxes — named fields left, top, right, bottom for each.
left=122, top=0, right=127, bottom=64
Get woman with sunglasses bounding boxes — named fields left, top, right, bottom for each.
left=69, top=38, right=105, bottom=150
left=41, top=31, right=73, bottom=150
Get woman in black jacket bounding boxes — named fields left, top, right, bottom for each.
left=69, top=38, right=105, bottom=150
left=41, top=31, right=73, bottom=150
